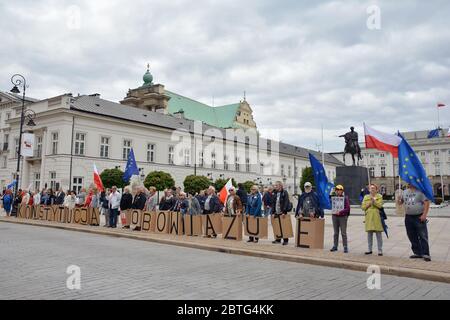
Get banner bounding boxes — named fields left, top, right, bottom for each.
left=222, top=215, right=242, bottom=241
left=244, top=216, right=268, bottom=239
left=271, top=214, right=294, bottom=239
left=141, top=211, right=156, bottom=233
left=21, top=133, right=35, bottom=157
left=295, top=218, right=325, bottom=249
left=184, top=215, right=202, bottom=236
left=170, top=212, right=185, bottom=235
left=155, top=211, right=171, bottom=234
left=201, top=213, right=223, bottom=236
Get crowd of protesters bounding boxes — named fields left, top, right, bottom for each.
left=0, top=179, right=432, bottom=261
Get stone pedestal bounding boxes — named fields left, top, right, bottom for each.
left=335, top=166, right=369, bottom=205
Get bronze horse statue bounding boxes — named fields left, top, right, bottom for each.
left=339, top=127, right=363, bottom=166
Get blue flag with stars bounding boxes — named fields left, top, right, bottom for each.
left=427, top=128, right=440, bottom=139
left=123, top=148, right=139, bottom=183
left=398, top=133, right=434, bottom=202
left=309, top=153, right=334, bottom=210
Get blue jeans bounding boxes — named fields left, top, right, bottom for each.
left=109, top=208, right=119, bottom=227
left=405, top=214, right=430, bottom=257
left=264, top=207, right=272, bottom=216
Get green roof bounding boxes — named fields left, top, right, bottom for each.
left=166, top=91, right=240, bottom=128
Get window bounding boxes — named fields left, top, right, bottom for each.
left=380, top=153, right=385, bottom=158
left=6, top=112, right=11, bottom=120
left=199, top=152, right=204, bottom=167
left=369, top=167, right=375, bottom=178
left=1, top=156, right=7, bottom=168
left=211, top=152, right=216, bottom=169
left=123, top=139, right=132, bottom=160
left=147, top=143, right=155, bottom=163
left=74, top=133, right=86, bottom=155
left=100, top=137, right=110, bottom=158
left=3, top=134, right=9, bottom=151
left=260, top=162, right=264, bottom=174
left=246, top=158, right=250, bottom=172
left=51, top=132, right=58, bottom=155
left=435, top=163, right=441, bottom=176
left=34, top=173, right=40, bottom=192
left=184, top=149, right=190, bottom=167
left=73, top=177, right=83, bottom=194
left=224, top=156, right=229, bottom=170
left=381, top=166, right=386, bottom=178
left=168, top=146, right=174, bottom=164
left=434, top=151, right=440, bottom=156
left=420, top=151, right=426, bottom=157
left=281, top=164, right=285, bottom=177
left=50, top=172, right=57, bottom=190
left=14, top=137, right=19, bottom=158
left=369, top=154, right=374, bottom=159
left=36, top=136, right=42, bottom=158
left=235, top=157, right=240, bottom=171
left=288, top=166, right=292, bottom=177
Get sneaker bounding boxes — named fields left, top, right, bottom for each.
left=330, top=247, right=338, bottom=252
left=247, top=239, right=254, bottom=243
left=378, top=253, right=383, bottom=256
left=272, top=240, right=280, bottom=244
left=410, top=255, right=422, bottom=259
left=365, top=251, right=373, bottom=255
left=344, top=247, right=349, bottom=253
left=423, top=256, right=432, bottom=262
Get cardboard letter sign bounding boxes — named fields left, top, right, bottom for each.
left=295, top=218, right=325, bottom=249
left=271, top=214, right=294, bottom=239
left=24, top=205, right=35, bottom=219
left=184, top=215, right=202, bottom=236
left=124, top=209, right=132, bottom=227
left=89, top=208, right=100, bottom=226
left=53, top=206, right=66, bottom=223
left=72, top=207, right=83, bottom=224
left=155, top=211, right=171, bottom=234
left=202, top=213, right=223, bottom=236
left=40, top=206, right=52, bottom=221
left=130, top=210, right=142, bottom=229
left=170, top=212, right=185, bottom=235
left=244, top=216, right=268, bottom=239
left=141, top=211, right=156, bottom=233
left=222, top=215, right=242, bottom=241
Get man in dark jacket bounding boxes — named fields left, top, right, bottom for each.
left=159, top=189, right=176, bottom=211
left=272, top=181, right=291, bottom=245
left=203, top=186, right=223, bottom=214
left=173, top=192, right=189, bottom=215
left=120, top=187, right=133, bottom=229
left=131, top=187, right=147, bottom=231
left=296, top=182, right=324, bottom=218
left=236, top=183, right=248, bottom=209
left=55, top=188, right=65, bottom=205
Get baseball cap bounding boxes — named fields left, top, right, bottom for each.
left=304, top=182, right=312, bottom=188
left=335, top=185, right=344, bottom=191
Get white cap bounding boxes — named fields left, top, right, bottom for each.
left=304, top=182, right=312, bottom=188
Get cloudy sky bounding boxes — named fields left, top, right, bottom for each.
left=1, top=0, right=449, bottom=152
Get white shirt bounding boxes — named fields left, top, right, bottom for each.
left=33, top=193, right=41, bottom=205
left=108, top=191, right=121, bottom=209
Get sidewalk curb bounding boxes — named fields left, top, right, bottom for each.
left=2, top=218, right=449, bottom=284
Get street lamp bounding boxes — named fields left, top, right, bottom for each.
left=10, top=74, right=34, bottom=197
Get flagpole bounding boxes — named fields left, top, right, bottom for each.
left=321, top=124, right=325, bottom=165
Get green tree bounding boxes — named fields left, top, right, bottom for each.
left=183, top=175, right=211, bottom=195
left=242, top=181, right=255, bottom=193
left=300, top=167, right=315, bottom=193
left=144, top=171, right=175, bottom=191
left=99, top=168, right=126, bottom=189
left=214, top=178, right=237, bottom=191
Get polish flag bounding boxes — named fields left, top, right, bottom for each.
left=218, top=179, right=234, bottom=204
left=93, top=163, right=104, bottom=192
left=364, top=124, right=402, bottom=158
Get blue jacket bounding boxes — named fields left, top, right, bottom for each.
left=246, top=193, right=262, bottom=217
left=296, top=191, right=324, bottom=218
left=3, top=194, right=12, bottom=212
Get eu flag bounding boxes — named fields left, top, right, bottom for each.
left=398, top=133, right=434, bottom=202
left=123, top=148, right=139, bottom=183
left=427, top=129, right=440, bottom=139
left=309, top=153, right=334, bottom=210
left=7, top=180, right=17, bottom=190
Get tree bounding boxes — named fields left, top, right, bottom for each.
left=242, top=181, right=255, bottom=193
left=183, top=175, right=211, bottom=195
left=214, top=178, right=237, bottom=191
left=144, top=171, right=175, bottom=191
left=300, top=167, right=315, bottom=193
left=99, top=168, right=126, bottom=189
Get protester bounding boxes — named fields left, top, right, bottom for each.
left=77, top=188, right=86, bottom=207
left=173, top=192, right=189, bottom=215
left=90, top=187, right=100, bottom=209
left=55, top=188, right=65, bottom=205
left=84, top=188, right=93, bottom=207
left=21, top=190, right=30, bottom=207
left=262, top=186, right=274, bottom=216
left=330, top=185, right=350, bottom=253
left=195, top=190, right=207, bottom=211
left=120, top=186, right=133, bottom=229
left=144, top=187, right=158, bottom=212
left=45, top=189, right=55, bottom=206
left=100, top=190, right=110, bottom=227
left=296, top=182, right=323, bottom=218
left=237, top=183, right=248, bottom=210
left=187, top=192, right=202, bottom=216
left=32, top=190, right=41, bottom=206
left=203, top=186, right=223, bottom=215
left=40, top=189, right=48, bottom=205
left=224, top=187, right=243, bottom=216
left=397, top=184, right=432, bottom=262
left=272, top=181, right=291, bottom=245
left=246, top=185, right=262, bottom=243
left=108, top=186, right=121, bottom=228
left=362, top=184, right=384, bottom=256
left=3, top=189, right=12, bottom=216
left=64, top=190, right=77, bottom=210
left=159, top=189, right=176, bottom=211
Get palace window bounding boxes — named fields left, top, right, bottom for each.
left=123, top=139, right=132, bottom=160
left=288, top=166, right=292, bottom=177
left=235, top=157, right=240, bottom=172
left=224, top=156, right=229, bottom=171
left=50, top=172, right=57, bottom=190
left=34, top=173, right=40, bottom=192
left=168, top=146, right=174, bottom=165
left=211, top=152, right=216, bottom=169
left=74, top=132, right=86, bottom=156
left=36, top=136, right=42, bottom=158
left=184, top=149, right=191, bottom=167
left=100, top=137, right=110, bottom=158
left=246, top=158, right=250, bottom=172
left=199, top=152, right=204, bottom=167
left=381, top=166, right=386, bottom=178
left=14, top=137, right=19, bottom=158
left=369, top=167, right=375, bottom=178
left=147, top=143, right=155, bottom=163
left=51, top=132, right=58, bottom=155
left=2, top=156, right=7, bottom=168
left=73, top=177, right=83, bottom=194
left=281, top=164, right=285, bottom=177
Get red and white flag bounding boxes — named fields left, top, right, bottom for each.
left=364, top=123, right=402, bottom=158
left=218, top=179, right=234, bottom=204
left=93, top=163, right=104, bottom=192
left=437, top=103, right=446, bottom=108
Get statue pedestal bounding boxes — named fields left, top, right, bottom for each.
left=335, top=166, right=369, bottom=205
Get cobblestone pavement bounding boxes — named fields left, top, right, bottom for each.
left=1, top=223, right=449, bottom=300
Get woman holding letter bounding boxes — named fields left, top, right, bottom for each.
left=246, top=185, right=263, bottom=243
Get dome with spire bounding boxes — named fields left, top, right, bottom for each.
left=142, top=63, right=153, bottom=86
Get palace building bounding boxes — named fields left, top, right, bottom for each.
left=0, top=67, right=341, bottom=194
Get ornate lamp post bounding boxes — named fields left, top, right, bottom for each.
left=10, top=74, right=35, bottom=197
